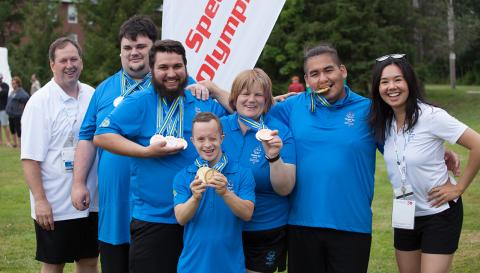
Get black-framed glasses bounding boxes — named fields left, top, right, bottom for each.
left=375, top=54, right=406, bottom=63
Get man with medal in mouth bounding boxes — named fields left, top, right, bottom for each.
left=93, top=39, right=227, bottom=273
left=173, top=112, right=255, bottom=273
left=70, top=16, right=157, bottom=273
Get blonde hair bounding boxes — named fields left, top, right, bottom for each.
left=229, top=68, right=273, bottom=113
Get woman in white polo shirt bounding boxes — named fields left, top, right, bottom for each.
left=369, top=54, right=480, bottom=273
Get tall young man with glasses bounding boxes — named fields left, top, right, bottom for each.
left=71, top=15, right=157, bottom=273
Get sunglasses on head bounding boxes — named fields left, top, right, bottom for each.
left=375, top=54, right=406, bottom=63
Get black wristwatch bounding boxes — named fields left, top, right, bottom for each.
left=265, top=153, right=280, bottom=163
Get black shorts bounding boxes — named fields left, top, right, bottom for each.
left=34, top=213, right=99, bottom=264
left=394, top=198, right=463, bottom=254
left=99, top=241, right=129, bottom=273
left=129, top=218, right=183, bottom=273
left=288, top=225, right=371, bottom=273
left=243, top=226, right=287, bottom=272
left=8, top=116, right=21, bottom=137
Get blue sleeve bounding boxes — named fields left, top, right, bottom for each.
left=79, top=88, right=100, bottom=140
left=187, top=76, right=196, bottom=85
left=173, top=169, right=193, bottom=206
left=279, top=125, right=296, bottom=165
left=95, top=93, right=145, bottom=138
left=269, top=99, right=294, bottom=127
left=237, top=168, right=255, bottom=204
left=209, top=98, right=227, bottom=118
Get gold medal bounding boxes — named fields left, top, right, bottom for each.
left=255, top=128, right=274, bottom=141
left=314, top=87, right=329, bottom=94
left=204, top=169, right=219, bottom=185
left=196, top=166, right=210, bottom=184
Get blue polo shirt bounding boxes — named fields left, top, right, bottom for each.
left=79, top=70, right=132, bottom=244
left=269, top=86, right=377, bottom=234
left=173, top=160, right=255, bottom=273
left=95, top=86, right=226, bottom=224
left=221, top=113, right=296, bottom=231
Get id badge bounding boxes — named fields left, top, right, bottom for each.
left=392, top=199, right=415, bottom=230
left=61, top=147, right=75, bottom=173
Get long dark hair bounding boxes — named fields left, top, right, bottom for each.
left=369, top=57, right=426, bottom=143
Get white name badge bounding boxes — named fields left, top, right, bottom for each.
left=392, top=199, right=415, bottom=230
left=61, top=147, right=75, bottom=173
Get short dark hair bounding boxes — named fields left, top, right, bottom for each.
left=49, top=37, right=82, bottom=62
left=149, top=40, right=187, bottom=69
left=118, top=15, right=157, bottom=43
left=303, top=43, right=342, bottom=73
left=369, top=56, right=426, bottom=143
left=192, top=112, right=223, bottom=136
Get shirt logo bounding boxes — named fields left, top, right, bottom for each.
left=100, top=118, right=110, bottom=128
left=227, top=180, right=234, bottom=192
left=344, top=112, right=355, bottom=127
left=195, top=107, right=201, bottom=114
left=265, top=250, right=276, bottom=267
left=249, top=145, right=262, bottom=164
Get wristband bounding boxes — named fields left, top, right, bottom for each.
left=265, top=153, right=280, bottom=163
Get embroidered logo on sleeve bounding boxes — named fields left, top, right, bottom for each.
left=100, top=118, right=110, bottom=128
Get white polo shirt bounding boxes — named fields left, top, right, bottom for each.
left=21, top=79, right=98, bottom=221
left=383, top=103, right=467, bottom=216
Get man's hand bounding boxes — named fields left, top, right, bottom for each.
left=71, top=183, right=90, bottom=211
left=144, top=139, right=183, bottom=157
left=190, top=176, right=207, bottom=201
left=35, top=199, right=54, bottom=231
left=444, top=150, right=461, bottom=176
left=187, top=83, right=210, bottom=101
left=208, top=172, right=228, bottom=196
left=274, top=92, right=298, bottom=103
left=260, top=130, right=283, bottom=159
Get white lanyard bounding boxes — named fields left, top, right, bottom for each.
left=392, top=124, right=409, bottom=197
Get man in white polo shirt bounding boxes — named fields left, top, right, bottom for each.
left=21, top=37, right=99, bottom=273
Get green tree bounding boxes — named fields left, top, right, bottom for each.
left=7, top=1, right=61, bottom=88
left=79, top=0, right=163, bottom=86
left=0, top=0, right=23, bottom=47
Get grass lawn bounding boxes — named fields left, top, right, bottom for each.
left=0, top=85, right=479, bottom=272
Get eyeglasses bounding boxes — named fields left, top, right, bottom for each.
left=375, top=54, right=406, bottom=63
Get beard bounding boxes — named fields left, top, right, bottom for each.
left=152, top=71, right=188, bottom=102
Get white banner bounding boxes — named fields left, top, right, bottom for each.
left=0, top=47, right=12, bottom=92
left=162, top=0, right=285, bottom=92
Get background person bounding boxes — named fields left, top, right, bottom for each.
left=6, top=76, right=29, bottom=148
left=21, top=37, right=99, bottom=273
left=287, top=75, right=305, bottom=93
left=369, top=54, right=480, bottom=273
left=174, top=112, right=255, bottom=273
left=30, top=73, right=41, bottom=95
left=0, top=73, right=12, bottom=146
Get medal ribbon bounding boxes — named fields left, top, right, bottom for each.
left=156, top=95, right=184, bottom=138
left=194, top=154, right=228, bottom=173
left=310, top=91, right=332, bottom=112
left=121, top=71, right=152, bottom=97
left=238, top=114, right=268, bottom=131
